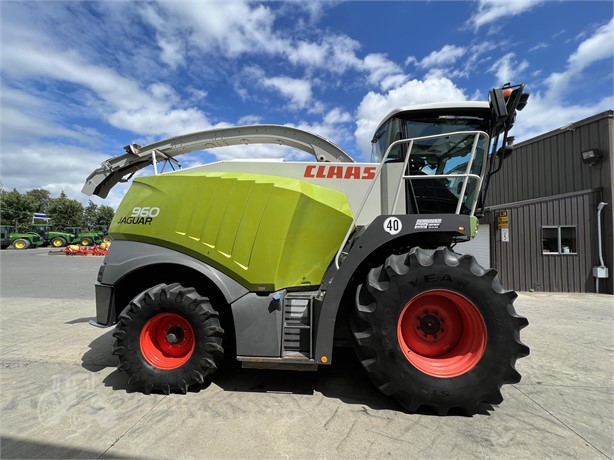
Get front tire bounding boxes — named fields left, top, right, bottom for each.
left=12, top=239, right=30, bottom=250
left=352, top=247, right=529, bottom=415
left=112, top=283, right=224, bottom=394
left=51, top=237, right=67, bottom=248
left=80, top=237, right=94, bottom=246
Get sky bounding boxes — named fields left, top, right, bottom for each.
left=1, top=0, right=613, bottom=209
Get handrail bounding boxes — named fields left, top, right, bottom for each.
left=334, top=130, right=489, bottom=269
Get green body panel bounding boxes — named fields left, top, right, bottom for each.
left=31, top=226, right=79, bottom=245
left=470, top=216, right=478, bottom=237
left=9, top=231, right=44, bottom=247
left=47, top=231, right=79, bottom=244
left=110, top=172, right=354, bottom=291
left=65, top=227, right=104, bottom=244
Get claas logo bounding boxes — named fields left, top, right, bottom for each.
left=304, top=165, right=376, bottom=180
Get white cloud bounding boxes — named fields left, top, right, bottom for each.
left=138, top=2, right=368, bottom=81
left=320, top=35, right=363, bottom=74
left=186, top=87, right=208, bottom=102
left=468, top=0, right=546, bottom=30
left=151, top=2, right=285, bottom=58
left=488, top=52, right=529, bottom=84
left=407, top=42, right=496, bottom=80
left=529, top=43, right=548, bottom=52
left=241, top=66, right=315, bottom=110
left=139, top=4, right=186, bottom=69
left=363, top=53, right=407, bottom=90
left=287, top=41, right=328, bottom=67
left=158, top=37, right=186, bottom=70
left=1, top=29, right=219, bottom=138
left=108, top=108, right=217, bottom=138
left=513, top=93, right=614, bottom=142
left=292, top=111, right=354, bottom=152
left=323, top=108, right=352, bottom=125
left=0, top=143, right=124, bottom=205
left=262, top=76, right=313, bottom=109
left=0, top=87, right=94, bottom=144
left=417, top=45, right=466, bottom=69
left=354, top=78, right=467, bottom=158
left=547, top=17, right=614, bottom=100
left=237, top=115, right=262, bottom=125
left=511, top=18, right=614, bottom=141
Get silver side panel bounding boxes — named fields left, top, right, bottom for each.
left=100, top=240, right=249, bottom=304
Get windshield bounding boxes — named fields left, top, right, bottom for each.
left=371, top=113, right=490, bottom=214
left=371, top=114, right=489, bottom=163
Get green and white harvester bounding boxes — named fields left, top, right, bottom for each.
left=83, top=84, right=530, bottom=415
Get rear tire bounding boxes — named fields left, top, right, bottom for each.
left=12, top=239, right=30, bottom=250
left=51, top=237, right=67, bottom=248
left=352, top=247, right=529, bottom=415
left=113, top=283, right=224, bottom=394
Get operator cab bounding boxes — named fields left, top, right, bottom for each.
left=371, top=103, right=492, bottom=216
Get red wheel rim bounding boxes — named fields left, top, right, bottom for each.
left=397, top=290, right=486, bottom=378
left=140, top=313, right=195, bottom=370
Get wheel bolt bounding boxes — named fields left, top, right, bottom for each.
left=166, top=333, right=178, bottom=344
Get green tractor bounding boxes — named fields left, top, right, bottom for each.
left=65, top=227, right=110, bottom=247
left=0, top=225, right=45, bottom=250
left=83, top=84, right=530, bottom=414
left=31, top=224, right=79, bottom=248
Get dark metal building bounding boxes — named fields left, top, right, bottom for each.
left=483, top=110, right=613, bottom=294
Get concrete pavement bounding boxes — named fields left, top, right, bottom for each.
left=1, top=248, right=612, bottom=459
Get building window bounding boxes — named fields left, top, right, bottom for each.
left=542, top=226, right=577, bottom=254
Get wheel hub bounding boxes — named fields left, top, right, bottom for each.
left=418, top=313, right=442, bottom=337
left=165, top=326, right=184, bottom=345
left=398, top=289, right=487, bottom=378
left=140, top=313, right=195, bottom=370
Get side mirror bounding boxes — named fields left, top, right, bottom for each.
left=489, top=87, right=509, bottom=126
left=489, top=83, right=530, bottom=135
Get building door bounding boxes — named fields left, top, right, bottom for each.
left=456, top=224, right=491, bottom=268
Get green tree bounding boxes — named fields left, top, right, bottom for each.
left=26, top=189, right=52, bottom=214
left=47, top=192, right=84, bottom=228
left=83, top=200, right=98, bottom=229
left=96, top=205, right=115, bottom=229
left=0, top=189, right=36, bottom=230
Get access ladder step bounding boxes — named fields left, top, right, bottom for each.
left=282, top=295, right=313, bottom=357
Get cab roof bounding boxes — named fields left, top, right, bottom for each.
left=375, top=101, right=491, bottom=135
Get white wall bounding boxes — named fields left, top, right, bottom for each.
left=455, top=224, right=490, bottom=268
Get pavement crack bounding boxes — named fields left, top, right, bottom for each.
left=96, top=395, right=167, bottom=459
left=335, top=419, right=357, bottom=451
left=513, top=385, right=611, bottom=459
left=323, top=405, right=340, bottom=430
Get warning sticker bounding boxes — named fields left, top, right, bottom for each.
left=415, top=218, right=442, bottom=229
